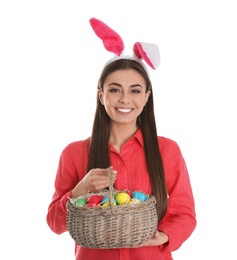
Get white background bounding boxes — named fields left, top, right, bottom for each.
left=1, top=1, right=236, bottom=259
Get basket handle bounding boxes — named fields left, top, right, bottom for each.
left=108, top=167, right=115, bottom=213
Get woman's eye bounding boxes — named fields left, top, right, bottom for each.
left=131, top=89, right=141, bottom=94
left=109, top=88, right=120, bottom=93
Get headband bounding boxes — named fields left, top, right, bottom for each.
left=89, top=18, right=160, bottom=70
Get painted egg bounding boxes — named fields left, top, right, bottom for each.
left=101, top=200, right=116, bottom=207
left=116, top=192, right=130, bottom=205
left=86, top=203, right=98, bottom=208
left=101, top=195, right=116, bottom=205
left=87, top=195, right=104, bottom=205
left=132, top=191, right=147, bottom=202
left=76, top=198, right=86, bottom=207
left=101, top=196, right=109, bottom=204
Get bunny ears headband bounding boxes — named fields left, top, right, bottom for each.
left=89, top=18, right=160, bottom=70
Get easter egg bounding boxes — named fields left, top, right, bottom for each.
left=101, top=196, right=109, bottom=204
left=87, top=195, right=104, bottom=205
left=101, top=195, right=116, bottom=206
left=132, top=191, right=147, bottom=202
left=86, top=203, right=97, bottom=208
left=116, top=192, right=130, bottom=205
left=76, top=198, right=86, bottom=207
left=101, top=200, right=116, bottom=207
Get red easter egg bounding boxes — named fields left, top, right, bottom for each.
left=87, top=195, right=104, bottom=205
left=86, top=203, right=97, bottom=208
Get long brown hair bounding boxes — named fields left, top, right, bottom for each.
left=87, top=59, right=167, bottom=221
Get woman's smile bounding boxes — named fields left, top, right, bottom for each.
left=115, top=107, right=133, bottom=114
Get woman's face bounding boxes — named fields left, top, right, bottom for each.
left=99, top=69, right=151, bottom=127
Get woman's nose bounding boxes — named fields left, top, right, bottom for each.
left=118, top=93, right=130, bottom=103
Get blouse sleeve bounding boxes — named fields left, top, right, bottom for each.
left=157, top=137, right=197, bottom=252
left=46, top=143, right=82, bottom=234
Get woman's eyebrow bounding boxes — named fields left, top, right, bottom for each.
left=108, top=82, right=121, bottom=87
left=108, top=83, right=143, bottom=88
left=130, top=84, right=143, bottom=88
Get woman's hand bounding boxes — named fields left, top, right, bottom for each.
left=138, top=230, right=169, bottom=247
left=72, top=167, right=117, bottom=198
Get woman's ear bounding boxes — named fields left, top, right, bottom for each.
left=145, top=90, right=151, bottom=105
left=98, top=89, right=104, bottom=105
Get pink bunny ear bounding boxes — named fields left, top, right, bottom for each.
left=133, top=42, right=160, bottom=69
left=89, top=18, right=124, bottom=56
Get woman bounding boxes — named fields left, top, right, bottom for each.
left=46, top=58, right=196, bottom=260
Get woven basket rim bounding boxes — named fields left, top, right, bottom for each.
left=66, top=193, right=156, bottom=216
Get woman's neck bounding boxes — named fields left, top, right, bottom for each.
left=109, top=123, right=138, bottom=153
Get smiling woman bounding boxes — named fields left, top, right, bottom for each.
left=46, top=18, right=196, bottom=260
left=1, top=0, right=237, bottom=258
left=98, top=68, right=150, bottom=133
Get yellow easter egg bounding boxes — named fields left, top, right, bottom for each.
left=116, top=192, right=130, bottom=205
left=101, top=201, right=116, bottom=207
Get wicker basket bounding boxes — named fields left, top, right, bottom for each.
left=66, top=168, right=158, bottom=248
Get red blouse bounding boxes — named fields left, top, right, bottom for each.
left=46, top=129, right=196, bottom=260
